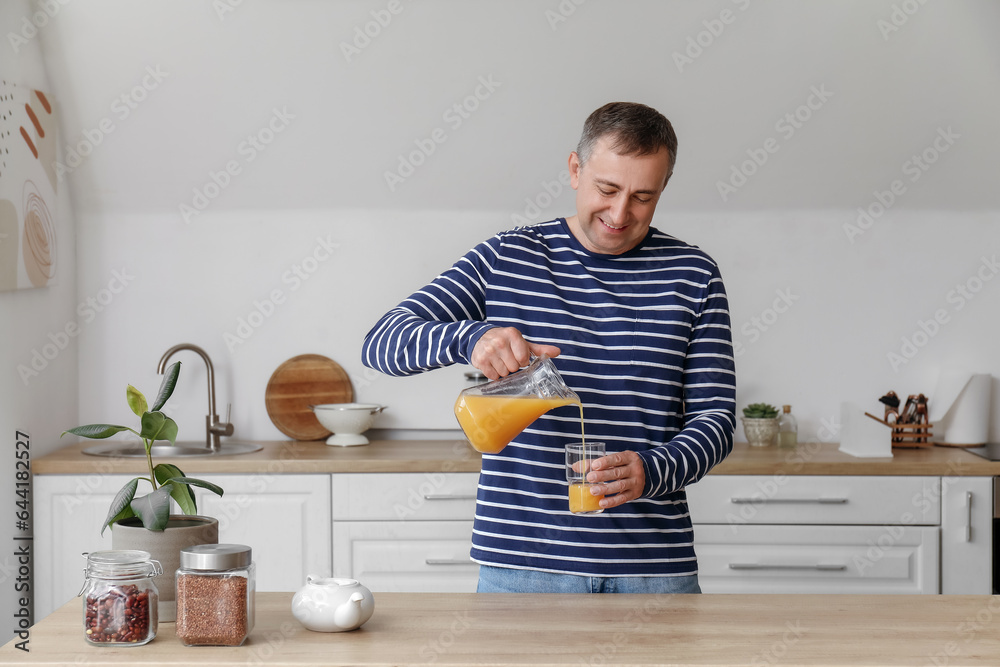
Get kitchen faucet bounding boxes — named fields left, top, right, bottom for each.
left=157, top=343, right=234, bottom=451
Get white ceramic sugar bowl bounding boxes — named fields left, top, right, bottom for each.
left=291, top=575, right=375, bottom=632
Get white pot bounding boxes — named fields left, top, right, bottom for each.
left=742, top=417, right=779, bottom=447
left=111, top=515, right=219, bottom=622
left=291, top=575, right=375, bottom=632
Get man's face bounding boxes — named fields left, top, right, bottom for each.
left=567, top=136, right=672, bottom=255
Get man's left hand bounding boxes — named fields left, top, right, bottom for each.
left=588, top=451, right=645, bottom=509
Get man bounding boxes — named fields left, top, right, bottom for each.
left=363, top=102, right=735, bottom=594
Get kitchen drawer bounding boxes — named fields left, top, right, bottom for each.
left=332, top=472, right=478, bottom=521
left=332, top=521, right=478, bottom=592
left=686, top=475, right=939, bottom=526
left=696, top=524, right=939, bottom=594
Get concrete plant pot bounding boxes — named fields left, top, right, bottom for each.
left=111, top=515, right=219, bottom=622
left=742, top=417, right=779, bottom=447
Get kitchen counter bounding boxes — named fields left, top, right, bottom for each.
left=35, top=439, right=1000, bottom=476
left=3, top=591, right=999, bottom=666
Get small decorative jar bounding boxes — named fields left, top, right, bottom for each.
left=175, top=544, right=255, bottom=646
left=79, top=550, right=160, bottom=646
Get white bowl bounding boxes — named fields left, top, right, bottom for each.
left=310, top=404, right=385, bottom=446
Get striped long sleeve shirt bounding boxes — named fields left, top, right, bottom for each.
left=362, top=218, right=736, bottom=577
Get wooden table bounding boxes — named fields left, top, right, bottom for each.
left=3, top=592, right=1000, bottom=666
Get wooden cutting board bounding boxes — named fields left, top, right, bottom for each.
left=265, top=354, right=354, bottom=440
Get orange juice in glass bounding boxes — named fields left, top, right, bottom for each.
left=565, top=441, right=605, bottom=515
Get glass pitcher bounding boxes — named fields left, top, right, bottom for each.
left=454, top=356, right=580, bottom=453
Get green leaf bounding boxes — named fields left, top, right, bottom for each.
left=159, top=415, right=179, bottom=445
left=102, top=478, right=140, bottom=535
left=130, top=486, right=173, bottom=531
left=150, top=361, right=181, bottom=412
left=155, top=463, right=197, bottom=515
left=126, top=385, right=148, bottom=417
left=168, top=476, right=224, bottom=498
left=139, top=411, right=166, bottom=441
left=62, top=424, right=131, bottom=440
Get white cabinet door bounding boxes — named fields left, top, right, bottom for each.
left=696, top=524, right=940, bottom=594
left=940, top=476, right=993, bottom=594
left=332, top=472, right=478, bottom=521
left=333, top=521, right=478, bottom=593
left=33, top=472, right=331, bottom=621
left=191, top=474, right=331, bottom=593
left=33, top=474, right=120, bottom=620
left=687, top=476, right=940, bottom=526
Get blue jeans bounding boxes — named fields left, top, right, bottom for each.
left=476, top=565, right=702, bottom=594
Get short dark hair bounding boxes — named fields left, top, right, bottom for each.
left=576, top=102, right=677, bottom=176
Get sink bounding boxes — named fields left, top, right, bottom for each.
left=82, top=441, right=264, bottom=458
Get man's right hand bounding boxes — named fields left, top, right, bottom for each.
left=471, top=327, right=561, bottom=380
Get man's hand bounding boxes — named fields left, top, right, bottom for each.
left=588, top=451, right=645, bottom=509
left=471, top=327, right=560, bottom=380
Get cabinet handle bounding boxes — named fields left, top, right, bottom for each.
left=728, top=563, right=847, bottom=571
left=729, top=496, right=848, bottom=505
left=965, top=491, right=973, bottom=543
left=422, top=494, right=477, bottom=501
left=425, top=558, right=475, bottom=566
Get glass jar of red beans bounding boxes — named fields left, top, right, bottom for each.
left=79, top=550, right=161, bottom=646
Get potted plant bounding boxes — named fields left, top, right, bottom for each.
left=62, top=361, right=224, bottom=621
left=741, top=402, right=780, bottom=447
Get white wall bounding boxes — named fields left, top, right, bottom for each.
left=0, top=0, right=79, bottom=641
left=0, top=0, right=995, bottom=637
left=34, top=0, right=1000, bottom=442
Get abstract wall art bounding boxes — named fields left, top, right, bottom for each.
left=0, top=79, right=58, bottom=291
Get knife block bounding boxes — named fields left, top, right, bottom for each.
left=890, top=422, right=934, bottom=449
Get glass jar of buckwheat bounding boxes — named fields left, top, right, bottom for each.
left=79, top=550, right=161, bottom=646
left=176, top=543, right=255, bottom=646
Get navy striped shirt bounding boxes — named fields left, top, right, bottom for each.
left=362, top=218, right=736, bottom=576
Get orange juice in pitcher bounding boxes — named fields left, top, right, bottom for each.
left=454, top=356, right=581, bottom=454
left=455, top=395, right=579, bottom=454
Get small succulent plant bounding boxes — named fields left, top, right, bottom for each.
left=742, top=403, right=779, bottom=419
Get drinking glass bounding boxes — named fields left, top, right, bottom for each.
left=565, top=441, right=605, bottom=515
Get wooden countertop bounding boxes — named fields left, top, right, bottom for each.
left=713, top=441, right=1000, bottom=476
left=35, top=439, right=1000, bottom=476
left=3, top=592, right=1000, bottom=666
left=34, top=439, right=484, bottom=475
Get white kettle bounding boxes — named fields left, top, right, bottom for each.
left=291, top=575, right=375, bottom=632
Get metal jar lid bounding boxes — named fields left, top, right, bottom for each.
left=179, top=543, right=252, bottom=571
